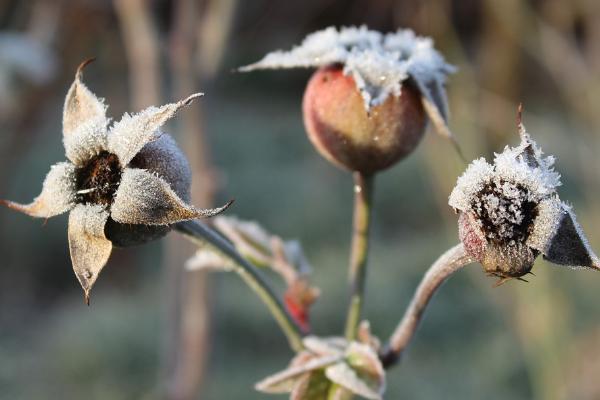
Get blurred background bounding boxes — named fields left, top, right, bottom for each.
left=1, top=0, right=600, bottom=399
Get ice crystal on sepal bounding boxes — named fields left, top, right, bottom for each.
left=240, top=26, right=454, bottom=115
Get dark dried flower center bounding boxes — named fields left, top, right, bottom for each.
left=472, top=180, right=538, bottom=245
left=75, top=151, right=122, bottom=206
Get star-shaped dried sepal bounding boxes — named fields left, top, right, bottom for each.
left=448, top=109, right=599, bottom=285
left=1, top=59, right=232, bottom=303
left=256, top=334, right=385, bottom=400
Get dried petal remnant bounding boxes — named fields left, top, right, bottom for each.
left=75, top=151, right=122, bottom=206
left=471, top=180, right=538, bottom=245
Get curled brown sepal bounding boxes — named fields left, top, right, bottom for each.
left=68, top=204, right=112, bottom=305
left=62, top=58, right=109, bottom=166
left=1, top=162, right=77, bottom=218
left=107, top=93, right=204, bottom=166
left=110, top=168, right=233, bottom=225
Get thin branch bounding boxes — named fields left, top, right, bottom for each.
left=344, top=172, right=374, bottom=340
left=381, top=243, right=474, bottom=367
left=174, top=220, right=305, bottom=352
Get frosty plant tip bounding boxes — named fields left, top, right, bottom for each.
left=241, top=26, right=458, bottom=173
left=1, top=59, right=232, bottom=304
left=382, top=107, right=599, bottom=368
left=449, top=107, right=600, bottom=285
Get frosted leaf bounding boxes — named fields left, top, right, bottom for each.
left=213, top=216, right=274, bottom=267
left=111, top=168, right=232, bottom=225
left=1, top=162, right=76, bottom=218
left=240, top=26, right=454, bottom=112
left=255, top=354, right=341, bottom=394
left=214, top=216, right=315, bottom=279
left=68, top=204, right=111, bottom=304
left=107, top=93, right=203, bottom=166
left=129, top=132, right=192, bottom=201
left=303, top=336, right=347, bottom=356
left=185, top=248, right=235, bottom=272
left=63, top=59, right=108, bottom=139
left=325, top=362, right=382, bottom=400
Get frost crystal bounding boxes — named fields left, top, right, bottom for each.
left=449, top=117, right=599, bottom=275
left=240, top=26, right=455, bottom=114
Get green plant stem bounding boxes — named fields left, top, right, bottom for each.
left=344, top=172, right=375, bottom=341
left=174, top=220, right=305, bottom=352
left=380, top=243, right=474, bottom=367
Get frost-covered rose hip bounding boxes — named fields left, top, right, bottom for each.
left=449, top=110, right=599, bottom=285
left=1, top=60, right=231, bottom=302
left=241, top=26, right=456, bottom=173
left=303, top=65, right=426, bottom=173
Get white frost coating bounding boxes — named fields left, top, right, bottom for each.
left=450, top=123, right=599, bottom=270
left=63, top=116, right=109, bottom=165
left=107, top=93, right=203, bottom=166
left=526, top=196, right=563, bottom=253
left=449, top=126, right=561, bottom=213
left=240, top=26, right=454, bottom=112
left=185, top=249, right=235, bottom=272
left=111, top=168, right=227, bottom=225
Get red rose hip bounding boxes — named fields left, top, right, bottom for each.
left=302, top=65, right=427, bottom=173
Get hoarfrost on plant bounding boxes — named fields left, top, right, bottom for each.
left=240, top=26, right=455, bottom=114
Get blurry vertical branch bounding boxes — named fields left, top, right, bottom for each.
left=167, top=0, right=237, bottom=399
left=113, top=0, right=160, bottom=110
